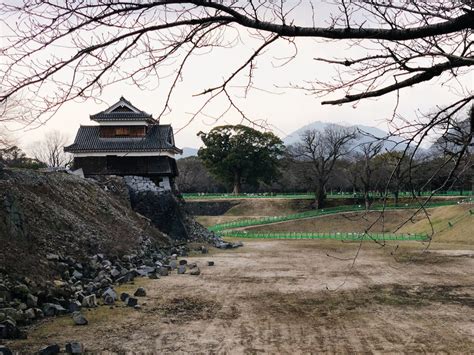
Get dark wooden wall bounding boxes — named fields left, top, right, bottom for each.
left=73, top=155, right=178, bottom=177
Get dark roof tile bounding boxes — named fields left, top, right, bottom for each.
left=64, top=125, right=182, bottom=154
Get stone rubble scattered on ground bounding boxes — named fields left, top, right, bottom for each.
left=0, top=238, right=189, bottom=340
left=0, top=172, right=243, bottom=352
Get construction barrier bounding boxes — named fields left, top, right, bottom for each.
left=184, top=190, right=473, bottom=200
left=221, top=231, right=429, bottom=242
left=209, top=200, right=463, bottom=232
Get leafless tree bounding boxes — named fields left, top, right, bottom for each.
left=431, top=105, right=474, bottom=191
left=0, top=0, right=472, bottom=236
left=292, top=125, right=356, bottom=208
left=0, top=1, right=471, bottom=126
left=354, top=140, right=384, bottom=209
left=0, top=127, right=14, bottom=150
left=176, top=156, right=224, bottom=192
left=30, top=130, right=72, bottom=168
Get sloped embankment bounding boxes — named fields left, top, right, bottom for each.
left=0, top=168, right=170, bottom=279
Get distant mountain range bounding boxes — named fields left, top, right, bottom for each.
left=282, top=121, right=408, bottom=152
left=177, top=121, right=412, bottom=158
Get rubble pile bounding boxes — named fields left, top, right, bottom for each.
left=0, top=237, right=187, bottom=339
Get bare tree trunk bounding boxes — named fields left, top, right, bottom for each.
left=393, top=190, right=399, bottom=205
left=314, top=183, right=326, bottom=209
left=364, top=190, right=370, bottom=210
left=232, top=172, right=241, bottom=194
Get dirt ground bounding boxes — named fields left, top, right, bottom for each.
left=7, top=239, right=474, bottom=353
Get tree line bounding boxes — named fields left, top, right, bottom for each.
left=179, top=108, right=473, bottom=209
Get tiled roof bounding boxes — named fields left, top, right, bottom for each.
left=90, top=112, right=153, bottom=121
left=64, top=125, right=182, bottom=154
left=90, top=96, right=153, bottom=121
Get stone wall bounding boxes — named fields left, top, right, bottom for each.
left=123, top=175, right=170, bottom=193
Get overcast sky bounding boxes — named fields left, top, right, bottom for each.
left=2, top=2, right=471, bottom=153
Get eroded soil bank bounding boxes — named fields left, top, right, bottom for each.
left=6, top=239, right=474, bottom=353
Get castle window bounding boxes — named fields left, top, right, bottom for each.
left=115, top=127, right=130, bottom=136
left=99, top=126, right=146, bottom=138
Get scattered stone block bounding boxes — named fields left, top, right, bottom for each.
left=169, top=260, right=177, bottom=270
left=42, top=303, right=66, bottom=317
left=177, top=265, right=186, bottom=274
left=190, top=268, right=201, bottom=276
left=126, top=297, right=138, bottom=307
left=25, top=308, right=36, bottom=320
left=65, top=342, right=84, bottom=354
left=208, top=261, right=215, bottom=266
left=68, top=300, right=82, bottom=313
left=38, top=344, right=60, bottom=355
left=102, top=288, right=117, bottom=304
left=46, top=254, right=60, bottom=261
left=159, top=267, right=169, bottom=276
left=133, top=287, right=146, bottom=297
left=72, top=270, right=83, bottom=280
left=72, top=311, right=88, bottom=326
left=0, top=345, right=13, bottom=355
left=148, top=272, right=159, bottom=280
left=26, top=293, right=38, bottom=308
left=81, top=294, right=97, bottom=308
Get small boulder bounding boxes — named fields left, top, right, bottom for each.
left=190, top=268, right=201, bottom=276
left=26, top=293, right=38, bottom=308
left=126, top=297, right=138, bottom=307
left=25, top=308, right=36, bottom=320
left=133, top=287, right=146, bottom=297
left=177, top=265, right=186, bottom=275
left=46, top=253, right=60, bottom=261
left=159, top=267, right=169, bottom=277
left=148, top=272, right=159, bottom=280
left=102, top=288, right=117, bottom=304
left=65, top=342, right=84, bottom=354
left=0, top=345, right=13, bottom=355
left=103, top=294, right=115, bottom=305
left=68, top=300, right=82, bottom=313
left=169, top=260, right=177, bottom=270
left=178, top=260, right=187, bottom=266
left=72, top=311, right=88, bottom=326
left=110, top=268, right=121, bottom=278
left=72, top=270, right=83, bottom=280
left=12, top=284, right=30, bottom=296
left=42, top=303, right=66, bottom=317
left=120, top=293, right=129, bottom=302
left=81, top=294, right=97, bottom=308
left=38, top=344, right=60, bottom=355
left=208, top=261, right=215, bottom=266
left=0, top=319, right=23, bottom=339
